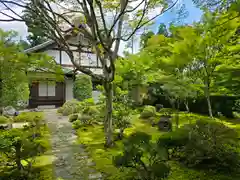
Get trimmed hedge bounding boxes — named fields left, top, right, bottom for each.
left=73, top=75, right=92, bottom=101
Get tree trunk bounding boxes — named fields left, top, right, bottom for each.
left=175, top=100, right=180, bottom=129
left=15, top=142, right=23, bottom=171
left=118, top=128, right=124, bottom=140
left=184, top=100, right=189, bottom=112
left=206, top=95, right=213, bottom=118
left=104, top=81, right=114, bottom=147
left=204, top=79, right=213, bottom=118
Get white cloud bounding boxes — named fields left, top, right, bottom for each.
left=0, top=21, right=27, bottom=39
left=0, top=6, right=28, bottom=39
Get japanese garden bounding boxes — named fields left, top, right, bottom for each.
left=0, top=0, right=240, bottom=179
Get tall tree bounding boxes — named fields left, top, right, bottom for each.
left=22, top=1, right=48, bottom=47
left=0, top=0, right=180, bottom=147
left=192, top=0, right=237, bottom=11
left=136, top=10, right=240, bottom=118
left=168, top=11, right=240, bottom=117
left=140, top=31, right=155, bottom=48
left=157, top=23, right=168, bottom=36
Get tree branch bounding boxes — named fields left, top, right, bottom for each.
left=122, top=0, right=179, bottom=41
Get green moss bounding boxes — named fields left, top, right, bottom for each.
left=0, top=116, right=9, bottom=124
left=77, top=112, right=240, bottom=180
left=13, top=112, right=44, bottom=122
left=168, top=161, right=240, bottom=180
left=77, top=116, right=161, bottom=179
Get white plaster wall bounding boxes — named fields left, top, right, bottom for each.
left=61, top=51, right=73, bottom=65
left=65, top=79, right=74, bottom=101
left=43, top=47, right=103, bottom=75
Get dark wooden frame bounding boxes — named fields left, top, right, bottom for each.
left=28, top=81, right=65, bottom=108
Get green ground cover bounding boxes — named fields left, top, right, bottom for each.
left=77, top=112, right=240, bottom=180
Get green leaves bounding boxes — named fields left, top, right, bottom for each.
left=73, top=75, right=93, bottom=101
left=0, top=29, right=64, bottom=107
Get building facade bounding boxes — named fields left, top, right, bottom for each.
left=25, top=34, right=102, bottom=108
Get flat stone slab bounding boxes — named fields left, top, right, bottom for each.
left=12, top=122, right=29, bottom=128
left=89, top=173, right=102, bottom=179
left=0, top=122, right=29, bottom=129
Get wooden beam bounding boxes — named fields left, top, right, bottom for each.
left=60, top=64, right=102, bottom=69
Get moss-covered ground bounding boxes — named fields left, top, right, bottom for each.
left=77, top=112, right=240, bottom=180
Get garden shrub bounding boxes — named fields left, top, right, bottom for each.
left=0, top=115, right=9, bottom=124
left=73, top=74, right=92, bottom=101
left=160, top=108, right=174, bottom=116
left=113, top=102, right=132, bottom=140
left=72, top=120, right=82, bottom=129
left=57, top=107, right=64, bottom=114
left=60, top=99, right=81, bottom=116
left=140, top=105, right=156, bottom=119
left=78, top=114, right=92, bottom=124
left=13, top=112, right=44, bottom=122
left=0, top=123, right=50, bottom=179
left=79, top=97, right=95, bottom=107
left=158, top=119, right=240, bottom=172
left=113, top=132, right=170, bottom=180
left=69, top=113, right=79, bottom=122
left=82, top=106, right=99, bottom=116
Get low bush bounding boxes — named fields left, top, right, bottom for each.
left=72, top=120, right=82, bottom=130
left=140, top=105, right=156, bottom=119
left=69, top=113, right=79, bottom=122
left=158, top=119, right=240, bottom=172
left=82, top=106, right=99, bottom=116
left=13, top=112, right=44, bottom=123
left=0, top=120, right=51, bottom=179
left=0, top=116, right=9, bottom=124
left=79, top=98, right=95, bottom=107
left=113, top=102, right=132, bottom=140
left=113, top=132, right=170, bottom=180
left=159, top=108, right=174, bottom=116
left=60, top=99, right=81, bottom=116
left=57, top=107, right=64, bottom=114
left=78, top=114, right=92, bottom=124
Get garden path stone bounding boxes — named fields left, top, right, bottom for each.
left=44, top=109, right=102, bottom=180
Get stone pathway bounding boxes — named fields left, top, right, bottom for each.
left=44, top=109, right=102, bottom=180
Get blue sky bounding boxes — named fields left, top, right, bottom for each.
left=129, top=0, right=203, bottom=54
left=153, top=0, right=203, bottom=32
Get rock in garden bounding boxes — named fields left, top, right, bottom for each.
left=2, top=106, right=16, bottom=116
left=156, top=104, right=164, bottom=112
left=0, top=124, right=9, bottom=130
left=157, top=116, right=172, bottom=132
left=31, top=108, right=40, bottom=112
